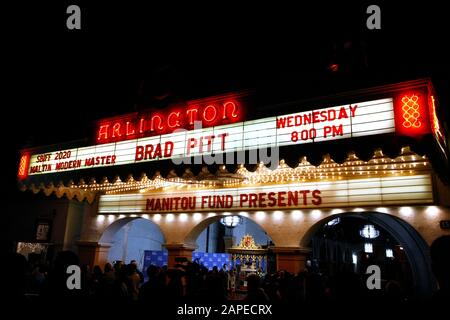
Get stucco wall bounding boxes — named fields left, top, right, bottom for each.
left=87, top=206, right=450, bottom=250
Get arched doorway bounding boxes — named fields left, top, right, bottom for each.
left=193, top=216, right=272, bottom=253
left=99, top=217, right=166, bottom=272
left=301, top=212, right=436, bottom=301
left=185, top=215, right=274, bottom=272
left=184, top=214, right=274, bottom=297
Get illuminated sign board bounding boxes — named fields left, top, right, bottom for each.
left=393, top=89, right=431, bottom=137
left=97, top=174, right=433, bottom=213
left=19, top=87, right=436, bottom=180
left=95, top=93, right=246, bottom=144
left=23, top=97, right=395, bottom=177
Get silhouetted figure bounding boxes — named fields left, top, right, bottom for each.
left=430, top=235, right=450, bottom=303
left=384, top=280, right=404, bottom=304
left=166, top=268, right=185, bottom=303
left=5, top=252, right=29, bottom=305
left=99, top=262, right=116, bottom=300
left=90, top=265, right=103, bottom=296
left=245, top=274, right=269, bottom=303
left=125, top=263, right=141, bottom=301
left=202, top=271, right=228, bottom=304
left=138, top=265, right=165, bottom=305
left=130, top=259, right=144, bottom=284
left=42, top=250, right=84, bottom=306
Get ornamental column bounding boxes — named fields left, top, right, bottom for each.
left=272, top=246, right=311, bottom=274
left=164, top=243, right=197, bottom=267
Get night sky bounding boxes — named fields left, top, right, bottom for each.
left=4, top=2, right=450, bottom=198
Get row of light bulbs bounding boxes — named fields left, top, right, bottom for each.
left=96, top=206, right=441, bottom=224
left=23, top=146, right=429, bottom=195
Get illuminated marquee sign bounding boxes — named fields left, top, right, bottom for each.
left=20, top=89, right=435, bottom=180
left=95, top=93, right=245, bottom=144
left=393, top=89, right=431, bottom=137
left=97, top=174, right=433, bottom=213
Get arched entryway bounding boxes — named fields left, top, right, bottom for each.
left=98, top=217, right=166, bottom=272
left=300, top=211, right=435, bottom=300
left=184, top=215, right=274, bottom=270
left=183, top=214, right=274, bottom=295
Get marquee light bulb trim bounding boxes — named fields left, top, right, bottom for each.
left=18, top=146, right=431, bottom=204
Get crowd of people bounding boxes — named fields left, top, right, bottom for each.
left=6, top=235, right=449, bottom=316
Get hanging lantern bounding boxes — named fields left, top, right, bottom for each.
left=220, top=216, right=243, bottom=228
left=360, top=224, right=380, bottom=239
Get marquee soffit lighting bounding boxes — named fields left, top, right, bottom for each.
left=19, top=146, right=429, bottom=202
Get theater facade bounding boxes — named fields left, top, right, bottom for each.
left=17, top=79, right=450, bottom=298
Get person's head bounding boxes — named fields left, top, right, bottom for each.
left=93, top=265, right=102, bottom=275
left=430, top=235, right=450, bottom=290
left=113, top=260, right=123, bottom=271
left=128, top=263, right=137, bottom=274
left=104, top=262, right=113, bottom=273
left=247, top=274, right=261, bottom=292
left=146, top=265, right=158, bottom=278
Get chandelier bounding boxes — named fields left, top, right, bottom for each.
left=220, top=216, right=243, bottom=228
left=360, top=224, right=380, bottom=239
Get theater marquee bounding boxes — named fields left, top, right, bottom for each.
left=97, top=174, right=433, bottom=213
left=18, top=86, right=438, bottom=180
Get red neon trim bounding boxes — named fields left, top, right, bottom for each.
left=401, top=95, right=422, bottom=128
left=112, top=123, right=122, bottom=138
left=139, top=118, right=145, bottom=134
left=203, top=105, right=217, bottom=122
left=18, top=154, right=30, bottom=180
left=97, top=124, right=109, bottom=141
left=394, top=90, right=431, bottom=137
left=223, top=101, right=239, bottom=119
left=167, top=112, right=181, bottom=128
left=150, top=115, right=164, bottom=131
left=186, top=107, right=199, bottom=125
left=126, top=121, right=135, bottom=135
left=93, top=93, right=246, bottom=144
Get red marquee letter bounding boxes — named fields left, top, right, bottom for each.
left=126, top=121, right=135, bottom=136
left=167, top=112, right=181, bottom=128
left=150, top=115, right=164, bottom=131
left=223, top=101, right=239, bottom=119
left=97, top=124, right=109, bottom=141
left=203, top=105, right=217, bottom=122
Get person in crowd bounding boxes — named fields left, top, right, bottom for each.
left=130, top=260, right=145, bottom=284
left=5, top=252, right=29, bottom=304
left=430, top=235, right=450, bottom=303
left=245, top=274, right=269, bottom=303
left=89, top=265, right=103, bottom=296
left=139, top=265, right=163, bottom=302
left=126, top=263, right=142, bottom=300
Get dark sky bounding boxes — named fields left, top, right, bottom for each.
left=4, top=2, right=450, bottom=195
